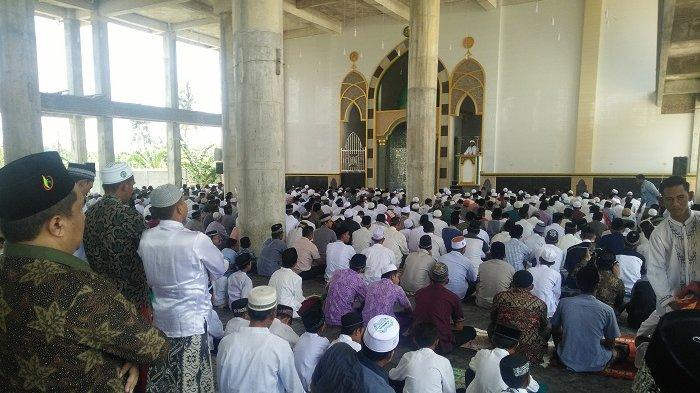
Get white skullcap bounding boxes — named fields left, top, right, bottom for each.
left=582, top=192, right=590, bottom=198
left=401, top=206, right=410, bottom=214
left=343, top=202, right=351, bottom=208
left=539, top=247, right=558, bottom=263
left=627, top=191, right=633, bottom=196
left=572, top=200, right=582, bottom=208
left=403, top=219, right=414, bottom=229
left=343, top=210, right=354, bottom=218
left=465, top=193, right=471, bottom=197
left=212, top=212, right=221, bottom=220
left=100, top=162, right=133, bottom=185
left=411, top=203, right=419, bottom=211
left=518, top=190, right=524, bottom=195
left=612, top=189, right=619, bottom=194
left=648, top=208, right=658, bottom=217
left=367, top=202, right=375, bottom=209
left=503, top=188, right=509, bottom=192
left=381, top=264, right=398, bottom=276
left=248, top=286, right=277, bottom=311
left=451, top=236, right=467, bottom=250
left=513, top=201, right=524, bottom=209
left=593, top=197, right=601, bottom=203
left=363, top=315, right=400, bottom=353
left=445, top=190, right=451, bottom=195
left=150, top=184, right=182, bottom=208
left=372, top=228, right=385, bottom=241
left=304, top=185, right=309, bottom=189
left=412, top=197, right=420, bottom=203
left=433, top=210, right=442, bottom=218
left=390, top=197, right=399, bottom=205
left=219, top=201, right=227, bottom=207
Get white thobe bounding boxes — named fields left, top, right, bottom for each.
left=386, top=225, right=409, bottom=261
left=388, top=348, right=456, bottom=393
left=523, top=234, right=545, bottom=264
left=535, top=244, right=564, bottom=273
left=431, top=218, right=448, bottom=239
left=330, top=334, right=361, bottom=352
left=224, top=317, right=250, bottom=335
left=516, top=219, right=535, bottom=240
left=269, top=267, right=305, bottom=317
left=286, top=215, right=299, bottom=236
left=362, top=243, right=397, bottom=283
left=217, top=327, right=304, bottom=393
left=466, top=348, right=540, bottom=393
left=212, top=275, right=228, bottom=307
left=138, top=220, right=227, bottom=338
left=408, top=226, right=426, bottom=253
left=429, top=233, right=448, bottom=259
left=557, top=234, right=581, bottom=253
left=293, top=332, right=330, bottom=391
left=287, top=227, right=303, bottom=248
left=491, top=231, right=511, bottom=245
left=270, top=318, right=300, bottom=348
left=325, top=241, right=356, bottom=280
left=527, top=265, right=561, bottom=318
left=352, top=227, right=373, bottom=253
left=616, top=254, right=643, bottom=295
left=227, top=270, right=252, bottom=307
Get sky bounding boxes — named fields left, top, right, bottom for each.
left=0, top=16, right=223, bottom=156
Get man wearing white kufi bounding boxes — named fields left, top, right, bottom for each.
left=358, top=315, right=401, bottom=392
left=362, top=228, right=397, bottom=283
left=139, top=184, right=228, bottom=392
left=430, top=209, right=448, bottom=237
left=217, top=286, right=304, bottom=393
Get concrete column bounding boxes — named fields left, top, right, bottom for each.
left=693, top=97, right=700, bottom=202
left=219, top=6, right=235, bottom=193
left=0, top=0, right=44, bottom=163
left=406, top=0, right=439, bottom=199
left=229, top=0, right=285, bottom=251
left=164, top=30, right=182, bottom=186
left=64, top=14, right=88, bottom=163
left=91, top=15, right=115, bottom=167
left=573, top=0, right=605, bottom=173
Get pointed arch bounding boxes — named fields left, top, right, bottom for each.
left=340, top=70, right=368, bottom=121
left=450, top=57, right=485, bottom=116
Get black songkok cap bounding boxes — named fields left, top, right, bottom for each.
left=271, top=223, right=284, bottom=234
left=349, top=254, right=367, bottom=270
left=235, top=253, right=252, bottom=269
left=340, top=312, right=363, bottom=330
left=67, top=162, right=96, bottom=180
left=499, top=354, right=530, bottom=389
left=512, top=270, right=533, bottom=288
left=230, top=298, right=248, bottom=315
left=0, top=151, right=75, bottom=221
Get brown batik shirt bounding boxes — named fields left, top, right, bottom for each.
left=0, top=243, right=169, bottom=392
left=491, top=288, right=550, bottom=364
left=84, top=194, right=149, bottom=307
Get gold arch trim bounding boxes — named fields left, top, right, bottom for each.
left=340, top=70, right=368, bottom=122
left=450, top=57, right=486, bottom=116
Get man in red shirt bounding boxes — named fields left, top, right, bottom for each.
left=412, top=262, right=476, bottom=353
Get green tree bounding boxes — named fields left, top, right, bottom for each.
left=117, top=120, right=167, bottom=168
left=178, top=81, right=218, bottom=185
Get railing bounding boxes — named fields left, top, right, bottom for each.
left=341, top=132, right=365, bottom=172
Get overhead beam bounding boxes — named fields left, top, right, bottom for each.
left=296, top=0, right=337, bottom=8
left=177, top=30, right=219, bottom=48
left=172, top=16, right=219, bottom=30
left=475, top=0, right=497, bottom=11
left=41, top=93, right=222, bottom=127
left=656, top=0, right=676, bottom=106
left=98, top=0, right=189, bottom=17
left=666, top=71, right=700, bottom=81
left=669, top=39, right=700, bottom=57
left=664, top=79, right=700, bottom=94
left=284, top=26, right=325, bottom=39
left=35, top=2, right=68, bottom=18
left=180, top=0, right=215, bottom=15
left=40, top=0, right=94, bottom=11
left=362, top=0, right=409, bottom=21
left=283, top=0, right=342, bottom=33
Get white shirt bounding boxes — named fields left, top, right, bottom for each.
left=352, top=227, right=373, bottom=253
left=286, top=215, right=299, bottom=237
left=523, top=234, right=545, bottom=265
left=325, top=241, right=356, bottom=280
left=463, top=237, right=486, bottom=268
left=293, top=332, right=330, bottom=391
left=466, top=348, right=540, bottom=393
left=491, top=231, right=511, bottom=245
left=138, top=220, right=227, bottom=338
left=217, top=327, right=304, bottom=393
left=224, top=317, right=250, bottom=335
left=269, top=267, right=305, bottom=316
left=212, top=275, right=228, bottom=307
left=527, top=265, right=561, bottom=318
left=330, top=334, right=361, bottom=352
left=388, top=348, right=456, bottom=393
left=440, top=251, right=477, bottom=299
left=428, top=233, right=448, bottom=259
left=227, top=270, right=252, bottom=307
left=287, top=227, right=303, bottom=248
left=557, top=233, right=581, bottom=253
left=384, top=225, right=410, bottom=262
left=431, top=218, right=448, bottom=239
left=516, top=219, right=535, bottom=240
left=408, top=226, right=426, bottom=252
left=270, top=318, right=300, bottom=348
left=362, top=243, right=397, bottom=283
left=207, top=308, right=224, bottom=349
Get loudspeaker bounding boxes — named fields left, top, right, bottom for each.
left=672, top=156, right=688, bottom=177
left=215, top=161, right=224, bottom=175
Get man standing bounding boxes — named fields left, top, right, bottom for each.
left=258, top=224, right=286, bottom=277
left=67, top=162, right=96, bottom=199
left=138, top=184, right=227, bottom=392
left=636, top=174, right=661, bottom=208
left=217, top=286, right=304, bottom=392
left=0, top=152, right=169, bottom=392
left=84, top=162, right=149, bottom=310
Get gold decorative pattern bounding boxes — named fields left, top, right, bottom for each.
left=135, top=328, right=169, bottom=359
left=27, top=302, right=67, bottom=344
left=18, top=354, right=56, bottom=392
left=72, top=321, right=122, bottom=349
left=450, top=58, right=485, bottom=115
left=20, top=260, right=66, bottom=286
left=340, top=70, right=368, bottom=122
left=77, top=349, right=104, bottom=373
left=0, top=288, right=11, bottom=333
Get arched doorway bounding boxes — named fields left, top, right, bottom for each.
left=385, top=121, right=407, bottom=191
left=341, top=104, right=366, bottom=188
left=452, top=96, right=482, bottom=183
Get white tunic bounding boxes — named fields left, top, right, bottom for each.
left=325, top=240, right=356, bottom=280
left=527, top=265, right=561, bottom=318
left=224, top=317, right=249, bottom=335
left=138, top=220, right=227, bottom=338
left=293, top=332, right=330, bottom=391
left=269, top=267, right=305, bottom=317
left=269, top=318, right=300, bottom=348
left=429, top=233, right=448, bottom=259
left=329, top=334, right=361, bottom=352
left=616, top=254, right=643, bottom=295
left=352, top=227, right=373, bottom=253
left=227, top=270, right=252, bottom=307
left=466, top=348, right=539, bottom=393
left=217, top=327, right=304, bottom=393
left=388, top=348, right=456, bottom=393
left=362, top=243, right=397, bottom=283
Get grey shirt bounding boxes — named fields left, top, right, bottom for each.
left=258, top=238, right=287, bottom=277
left=313, top=226, right=337, bottom=262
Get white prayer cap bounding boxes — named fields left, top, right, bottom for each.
left=343, top=202, right=351, bottom=208
left=568, top=190, right=574, bottom=195
left=363, top=315, right=400, bottom=353
left=411, top=203, right=419, bottom=211
left=343, top=210, right=354, bottom=218
left=518, top=190, right=524, bottom=195
left=451, top=235, right=467, bottom=250
left=381, top=264, right=398, bottom=276
left=433, top=210, right=442, bottom=218
left=219, top=201, right=227, bottom=207
left=367, top=202, right=375, bottom=209
left=412, top=197, right=420, bottom=203
left=301, top=220, right=316, bottom=230
left=539, top=247, right=558, bottom=264
left=491, top=192, right=498, bottom=197
left=503, top=188, right=509, bottom=192
left=403, top=219, right=414, bottom=229
left=471, top=189, right=476, bottom=194
left=445, top=190, right=452, bottom=195
left=248, top=286, right=277, bottom=311
left=465, top=192, right=471, bottom=197
left=100, top=162, right=133, bottom=185
left=212, top=212, right=222, bottom=220
left=582, top=192, right=590, bottom=198
left=572, top=201, right=582, bottom=208
left=593, top=197, right=601, bottom=203
left=390, top=197, right=399, bottom=205
left=627, top=191, right=633, bottom=196
left=372, top=228, right=385, bottom=241
left=150, top=184, right=182, bottom=208
left=513, top=201, right=524, bottom=209
left=648, top=208, right=658, bottom=217
left=401, top=206, right=410, bottom=214
left=304, top=185, right=309, bottom=189
left=612, top=188, right=619, bottom=194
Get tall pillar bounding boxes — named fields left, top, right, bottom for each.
left=218, top=2, right=235, bottom=195
left=693, top=97, right=700, bottom=202
left=0, top=0, right=44, bottom=163
left=573, top=0, right=605, bottom=173
left=64, top=13, right=88, bottom=163
left=406, top=0, right=439, bottom=199
left=229, top=0, right=285, bottom=251
left=164, top=30, right=182, bottom=186
left=91, top=15, right=115, bottom=167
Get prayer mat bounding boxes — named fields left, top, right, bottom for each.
left=460, top=328, right=491, bottom=351
left=146, top=332, right=215, bottom=393
left=547, top=335, right=637, bottom=381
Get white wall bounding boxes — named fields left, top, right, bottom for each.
left=593, top=0, right=694, bottom=173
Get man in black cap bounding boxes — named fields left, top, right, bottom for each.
left=185, top=209, right=205, bottom=232
left=324, top=254, right=368, bottom=326
left=499, top=354, right=535, bottom=393
left=329, top=312, right=364, bottom=352
left=0, top=152, right=169, bottom=392
left=67, top=162, right=96, bottom=200
left=313, top=213, right=337, bottom=266
left=258, top=223, right=287, bottom=276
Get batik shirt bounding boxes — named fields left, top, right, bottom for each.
left=0, top=243, right=169, bottom=392
left=492, top=288, right=549, bottom=363
left=595, top=270, right=625, bottom=309
left=324, top=269, right=367, bottom=326
left=84, top=194, right=149, bottom=306
left=361, top=278, right=411, bottom=323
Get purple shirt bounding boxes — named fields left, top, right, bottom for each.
left=324, top=269, right=367, bottom=326
left=362, top=278, right=412, bottom=324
